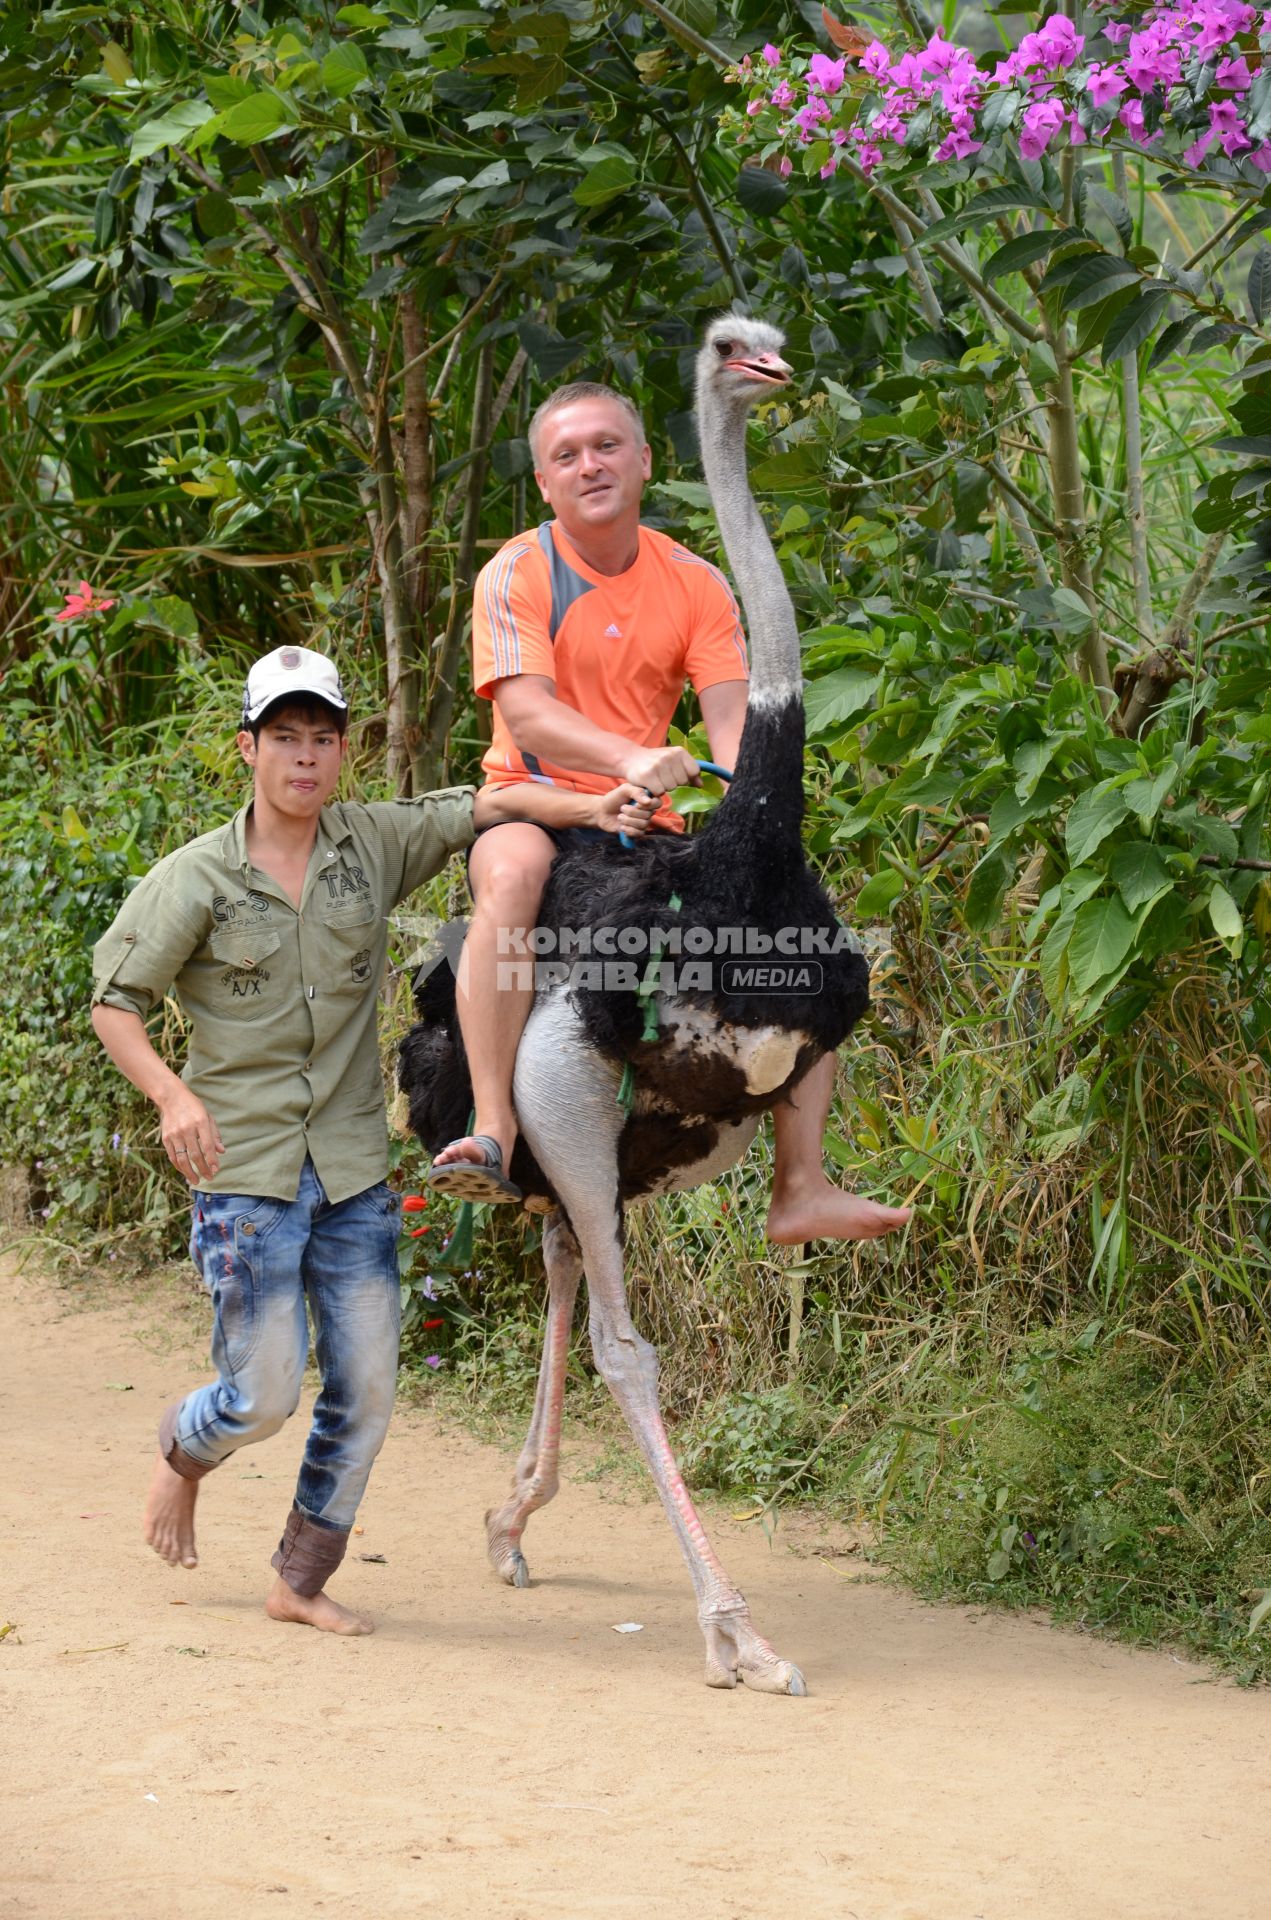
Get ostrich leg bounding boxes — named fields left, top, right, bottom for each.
left=485, top=1210, right=583, bottom=1587
left=516, top=996, right=807, bottom=1695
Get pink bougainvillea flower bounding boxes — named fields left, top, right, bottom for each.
left=1215, top=53, right=1253, bottom=91
left=761, top=42, right=781, bottom=64
left=1019, top=96, right=1065, bottom=158
left=778, top=154, right=793, bottom=176
left=1086, top=63, right=1128, bottom=106
left=770, top=79, right=795, bottom=109
left=55, top=580, right=116, bottom=623
left=808, top=51, right=848, bottom=93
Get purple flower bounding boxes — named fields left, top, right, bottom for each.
left=936, top=125, right=983, bottom=160
left=770, top=79, right=795, bottom=109
left=1019, top=96, right=1065, bottom=159
left=778, top=154, right=792, bottom=177
left=808, top=51, right=847, bottom=94
left=1215, top=53, right=1253, bottom=91
left=746, top=98, right=764, bottom=115
left=794, top=96, right=832, bottom=135
left=424, top=1354, right=441, bottom=1369
left=1086, top=64, right=1127, bottom=107
left=762, top=42, right=781, bottom=65
left=862, top=40, right=892, bottom=79
left=111, top=1132, right=121, bottom=1151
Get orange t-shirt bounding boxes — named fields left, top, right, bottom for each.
left=473, top=521, right=749, bottom=832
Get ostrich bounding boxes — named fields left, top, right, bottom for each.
left=399, top=315, right=871, bottom=1694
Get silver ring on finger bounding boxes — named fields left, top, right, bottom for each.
left=175, top=1147, right=189, bottom=1156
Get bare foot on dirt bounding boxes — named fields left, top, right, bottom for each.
left=142, top=1451, right=199, bottom=1568
left=264, top=1575, right=373, bottom=1636
left=766, top=1178, right=911, bottom=1246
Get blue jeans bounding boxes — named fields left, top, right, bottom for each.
left=159, top=1160, right=401, bottom=1594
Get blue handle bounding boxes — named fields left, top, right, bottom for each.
left=620, top=759, right=733, bottom=848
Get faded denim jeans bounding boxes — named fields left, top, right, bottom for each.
left=158, top=1159, right=401, bottom=1595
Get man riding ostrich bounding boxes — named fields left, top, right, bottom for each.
left=400, top=315, right=909, bottom=1692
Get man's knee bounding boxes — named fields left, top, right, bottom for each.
left=470, top=826, right=555, bottom=918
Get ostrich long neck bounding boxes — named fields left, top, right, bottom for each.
left=697, top=395, right=803, bottom=711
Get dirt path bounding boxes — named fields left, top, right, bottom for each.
left=2, top=1257, right=1269, bottom=1920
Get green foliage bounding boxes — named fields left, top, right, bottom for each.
left=681, top=1384, right=821, bottom=1497
left=862, top=1325, right=1271, bottom=1682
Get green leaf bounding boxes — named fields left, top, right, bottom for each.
left=1084, top=182, right=1133, bottom=250
left=983, top=226, right=1082, bottom=283
left=1110, top=841, right=1173, bottom=916
left=1123, top=764, right=1176, bottom=825
left=735, top=164, right=788, bottom=217
left=1050, top=586, right=1094, bottom=635
left=856, top=868, right=905, bottom=917
left=1068, top=896, right=1136, bottom=994
left=1147, top=316, right=1199, bottom=368
left=129, top=99, right=215, bottom=161
left=322, top=41, right=369, bottom=96
left=1051, top=255, right=1141, bottom=313
left=573, top=154, right=636, bottom=208
left=919, top=187, right=1049, bottom=246
left=1207, top=884, right=1244, bottom=957
left=335, top=4, right=389, bottom=25
left=220, top=91, right=289, bottom=144
left=1248, top=247, right=1271, bottom=325
left=964, top=848, right=1013, bottom=931
left=803, top=669, right=880, bottom=736
left=47, top=257, right=98, bottom=293
left=1101, top=289, right=1172, bottom=366
left=1249, top=1590, right=1271, bottom=1637
left=659, top=0, right=718, bottom=37
left=1066, top=785, right=1130, bottom=866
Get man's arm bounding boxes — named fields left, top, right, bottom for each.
left=697, top=679, right=749, bottom=776
left=90, top=1005, right=224, bottom=1184
left=474, top=779, right=658, bottom=837
left=493, top=675, right=701, bottom=795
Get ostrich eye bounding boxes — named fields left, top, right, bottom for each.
left=714, top=339, right=734, bottom=358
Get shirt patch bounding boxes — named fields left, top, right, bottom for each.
left=349, top=948, right=373, bottom=985
left=213, top=890, right=272, bottom=923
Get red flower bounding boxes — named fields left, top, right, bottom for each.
left=410, top=1225, right=431, bottom=1238
left=55, top=581, right=116, bottom=623
left=421, top=1317, right=445, bottom=1329
left=402, top=1195, right=428, bottom=1213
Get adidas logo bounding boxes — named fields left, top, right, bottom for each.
left=604, top=622, right=622, bottom=639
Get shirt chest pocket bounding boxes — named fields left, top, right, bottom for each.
left=316, top=895, right=382, bottom=995
left=207, top=928, right=282, bottom=1022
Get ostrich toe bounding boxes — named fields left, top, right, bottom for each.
left=701, top=1609, right=808, bottom=1696
left=485, top=1506, right=531, bottom=1587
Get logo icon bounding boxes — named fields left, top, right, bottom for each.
left=350, top=948, right=373, bottom=985
left=604, top=623, right=622, bottom=639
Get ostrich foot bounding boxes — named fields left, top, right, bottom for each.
left=485, top=1507, right=531, bottom=1588
left=701, top=1607, right=807, bottom=1696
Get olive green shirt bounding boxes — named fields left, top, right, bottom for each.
left=91, top=789, right=474, bottom=1204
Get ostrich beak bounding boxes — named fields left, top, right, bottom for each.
left=725, top=352, right=792, bottom=386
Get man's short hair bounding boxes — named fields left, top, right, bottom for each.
left=528, top=383, right=646, bottom=465
left=247, top=693, right=348, bottom=742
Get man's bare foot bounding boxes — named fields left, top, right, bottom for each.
left=143, top=1451, right=199, bottom=1569
left=265, top=1574, right=373, bottom=1636
left=431, top=1118, right=515, bottom=1171
left=766, top=1179, right=912, bottom=1245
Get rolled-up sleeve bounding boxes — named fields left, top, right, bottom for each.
left=91, top=874, right=204, bottom=1019
left=373, top=787, right=475, bottom=905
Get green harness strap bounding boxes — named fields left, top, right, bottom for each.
left=617, top=890, right=682, bottom=1114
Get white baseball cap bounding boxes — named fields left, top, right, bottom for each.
left=241, top=645, right=348, bottom=726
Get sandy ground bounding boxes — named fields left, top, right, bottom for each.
left=2, top=1256, right=1269, bottom=1920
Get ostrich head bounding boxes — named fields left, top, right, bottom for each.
left=697, top=314, right=792, bottom=413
